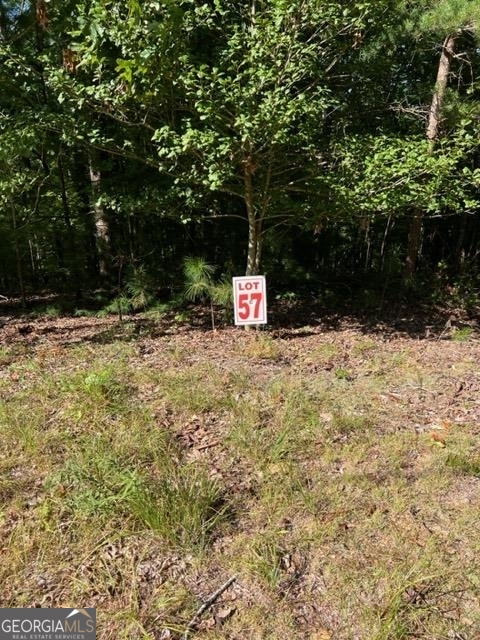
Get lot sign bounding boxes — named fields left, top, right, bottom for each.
left=233, top=276, right=267, bottom=326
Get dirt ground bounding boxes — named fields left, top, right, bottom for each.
left=1, top=308, right=479, bottom=430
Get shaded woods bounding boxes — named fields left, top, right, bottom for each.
left=0, top=0, right=479, bottom=313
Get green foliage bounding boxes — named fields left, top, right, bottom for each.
left=0, top=0, right=480, bottom=303
left=432, top=260, right=480, bottom=312
left=48, top=440, right=227, bottom=548
left=330, top=131, right=480, bottom=217
left=96, top=266, right=157, bottom=319
left=127, top=464, right=228, bottom=550
left=211, top=278, right=234, bottom=322
left=334, top=368, right=353, bottom=381
left=446, top=452, right=480, bottom=476
left=183, top=257, right=215, bottom=303
left=251, top=537, right=283, bottom=588
left=83, top=368, right=127, bottom=405
left=183, top=257, right=234, bottom=328
left=211, top=278, right=233, bottom=307
left=97, top=295, right=132, bottom=319
left=48, top=448, right=141, bottom=518
left=451, top=326, right=474, bottom=341
left=124, top=266, right=155, bottom=311
left=419, top=0, right=480, bottom=34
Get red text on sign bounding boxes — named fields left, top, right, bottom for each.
left=232, top=275, right=267, bottom=325
left=238, top=281, right=260, bottom=291
left=237, top=292, right=263, bottom=320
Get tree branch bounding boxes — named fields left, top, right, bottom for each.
left=183, top=576, right=236, bottom=640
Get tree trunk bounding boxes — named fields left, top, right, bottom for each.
left=0, top=3, right=8, bottom=40
left=11, top=203, right=26, bottom=307
left=361, top=216, right=372, bottom=271
left=89, top=155, right=110, bottom=280
left=405, top=34, right=455, bottom=278
left=244, top=154, right=262, bottom=276
left=455, top=211, right=470, bottom=272
left=426, top=34, right=456, bottom=146
left=380, top=214, right=392, bottom=272
left=405, top=212, right=424, bottom=279
left=58, top=154, right=83, bottom=297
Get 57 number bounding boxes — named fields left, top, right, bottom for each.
left=237, top=292, right=263, bottom=321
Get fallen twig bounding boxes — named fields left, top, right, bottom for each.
left=183, top=575, right=236, bottom=639
left=197, top=439, right=220, bottom=451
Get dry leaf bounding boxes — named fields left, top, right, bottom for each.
left=310, top=630, right=332, bottom=640
left=215, top=606, right=236, bottom=625
left=430, top=432, right=446, bottom=447
left=198, top=616, right=216, bottom=630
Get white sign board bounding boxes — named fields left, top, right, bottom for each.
left=232, top=276, right=267, bottom=326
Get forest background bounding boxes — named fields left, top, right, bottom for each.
left=2, top=4, right=480, bottom=638
left=1, top=0, right=480, bottom=316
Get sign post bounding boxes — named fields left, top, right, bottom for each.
left=232, top=276, right=267, bottom=326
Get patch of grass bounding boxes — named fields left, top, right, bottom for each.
left=149, top=363, right=235, bottom=413
left=330, top=412, right=373, bottom=437
left=250, top=537, right=284, bottom=588
left=0, top=346, right=15, bottom=365
left=445, top=452, right=480, bottom=477
left=74, top=308, right=97, bottom=317
left=451, top=326, right=474, bottom=342
left=352, top=337, right=377, bottom=354
left=312, top=342, right=342, bottom=359
left=0, top=391, right=49, bottom=460
left=173, top=310, right=191, bottom=324
left=243, top=333, right=281, bottom=360
left=45, top=440, right=228, bottom=550
left=334, top=367, right=353, bottom=380
left=45, top=442, right=141, bottom=520
left=1, top=325, right=480, bottom=639
left=227, top=385, right=313, bottom=466
left=97, top=295, right=132, bottom=319
left=83, top=367, right=129, bottom=404
left=57, top=358, right=138, bottom=426
left=25, top=304, right=62, bottom=318
left=128, top=464, right=228, bottom=549
left=372, top=569, right=445, bottom=640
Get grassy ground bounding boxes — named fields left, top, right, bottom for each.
left=0, top=315, right=479, bottom=639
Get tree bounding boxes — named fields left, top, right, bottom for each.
left=406, top=0, right=480, bottom=276
left=326, top=0, right=480, bottom=282
left=60, top=0, right=375, bottom=275
left=0, top=0, right=107, bottom=295
left=154, top=1, right=378, bottom=275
